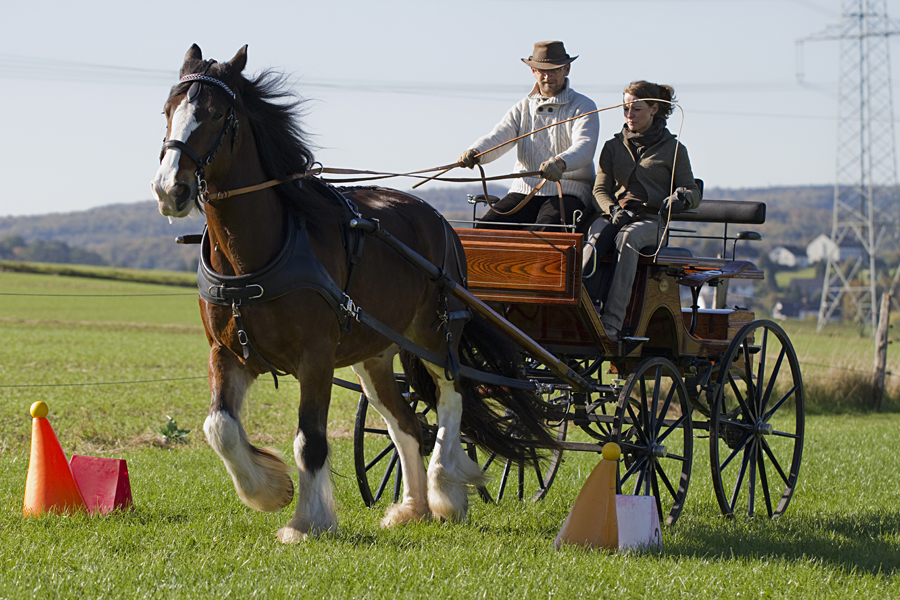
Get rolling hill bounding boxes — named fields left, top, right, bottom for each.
left=0, top=185, right=836, bottom=271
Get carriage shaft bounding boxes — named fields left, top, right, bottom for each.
left=350, top=218, right=594, bottom=393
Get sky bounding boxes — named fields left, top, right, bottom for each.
left=0, top=0, right=895, bottom=217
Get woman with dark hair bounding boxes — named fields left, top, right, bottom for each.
left=588, top=81, right=701, bottom=341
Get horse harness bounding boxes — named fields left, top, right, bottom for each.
left=159, top=69, right=240, bottom=206
left=194, top=178, right=470, bottom=387
left=163, top=70, right=472, bottom=386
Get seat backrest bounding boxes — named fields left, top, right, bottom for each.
left=672, top=200, right=766, bottom=225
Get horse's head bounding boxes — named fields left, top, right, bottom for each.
left=152, top=44, right=247, bottom=218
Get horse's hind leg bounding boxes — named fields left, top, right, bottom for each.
left=421, top=361, right=486, bottom=523
left=204, top=345, right=294, bottom=512
left=353, top=352, right=430, bottom=527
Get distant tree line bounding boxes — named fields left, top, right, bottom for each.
left=0, top=235, right=107, bottom=266
left=0, top=187, right=843, bottom=272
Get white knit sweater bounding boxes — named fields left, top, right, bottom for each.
left=470, top=80, right=599, bottom=204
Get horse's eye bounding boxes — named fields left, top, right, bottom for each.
left=212, top=112, right=224, bottom=120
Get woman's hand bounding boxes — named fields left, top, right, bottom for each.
left=661, top=188, right=689, bottom=218
left=609, top=205, right=638, bottom=229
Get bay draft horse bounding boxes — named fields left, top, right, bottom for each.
left=150, top=44, right=557, bottom=543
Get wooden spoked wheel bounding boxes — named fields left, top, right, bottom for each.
left=709, top=319, right=804, bottom=519
left=612, top=357, right=693, bottom=526
left=353, top=388, right=566, bottom=506
left=353, top=392, right=435, bottom=508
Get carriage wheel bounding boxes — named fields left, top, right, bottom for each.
left=710, top=320, right=804, bottom=519
left=612, top=356, right=693, bottom=526
left=465, top=404, right=567, bottom=503
left=353, top=391, right=436, bottom=507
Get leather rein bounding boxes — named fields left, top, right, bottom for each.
left=158, top=72, right=561, bottom=217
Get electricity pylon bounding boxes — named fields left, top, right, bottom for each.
left=797, top=0, right=900, bottom=333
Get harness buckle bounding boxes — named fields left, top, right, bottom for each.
left=341, top=294, right=360, bottom=321
left=198, top=175, right=210, bottom=204
left=247, top=284, right=264, bottom=300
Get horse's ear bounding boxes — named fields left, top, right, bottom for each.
left=181, top=44, right=203, bottom=76
left=228, top=45, right=248, bottom=74
left=185, top=44, right=202, bottom=64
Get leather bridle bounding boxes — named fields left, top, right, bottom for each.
left=159, top=72, right=240, bottom=205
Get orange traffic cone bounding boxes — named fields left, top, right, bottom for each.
left=23, top=402, right=87, bottom=516
left=555, top=442, right=620, bottom=550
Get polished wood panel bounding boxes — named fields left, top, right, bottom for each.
left=456, top=228, right=582, bottom=305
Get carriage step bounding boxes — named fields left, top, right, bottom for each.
left=621, top=336, right=649, bottom=343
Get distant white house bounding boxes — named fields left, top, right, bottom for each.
left=806, top=234, right=839, bottom=264
left=768, top=245, right=809, bottom=268
left=806, top=233, right=865, bottom=264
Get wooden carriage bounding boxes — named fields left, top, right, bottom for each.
left=354, top=199, right=804, bottom=525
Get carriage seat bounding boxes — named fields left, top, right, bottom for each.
left=637, top=200, right=767, bottom=262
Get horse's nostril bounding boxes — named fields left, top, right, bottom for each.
left=172, top=183, right=192, bottom=203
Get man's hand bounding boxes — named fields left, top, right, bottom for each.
left=539, top=157, right=566, bottom=182
left=457, top=149, right=479, bottom=169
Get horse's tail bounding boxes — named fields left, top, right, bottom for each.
left=400, top=314, right=561, bottom=464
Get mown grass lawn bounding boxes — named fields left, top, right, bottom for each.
left=1, top=271, right=898, bottom=598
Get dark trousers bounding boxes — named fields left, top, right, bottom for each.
left=475, top=192, right=584, bottom=232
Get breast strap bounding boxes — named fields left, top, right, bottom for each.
left=197, top=216, right=344, bottom=317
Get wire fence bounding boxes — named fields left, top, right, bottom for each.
left=1, top=282, right=897, bottom=391
left=0, top=359, right=895, bottom=391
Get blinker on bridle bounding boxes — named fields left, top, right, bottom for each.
left=159, top=72, right=240, bottom=205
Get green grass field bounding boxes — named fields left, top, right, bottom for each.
left=1, top=270, right=898, bottom=598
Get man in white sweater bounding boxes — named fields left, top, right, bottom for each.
left=458, top=40, right=599, bottom=231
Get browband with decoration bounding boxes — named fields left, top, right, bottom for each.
left=180, top=73, right=236, bottom=99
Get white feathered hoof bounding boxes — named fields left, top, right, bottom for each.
left=380, top=500, right=431, bottom=528
left=427, top=465, right=470, bottom=523
left=276, top=515, right=337, bottom=544
left=276, top=526, right=308, bottom=544
left=235, top=447, right=295, bottom=512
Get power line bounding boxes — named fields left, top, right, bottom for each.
left=0, top=292, right=195, bottom=297
left=0, top=53, right=855, bottom=97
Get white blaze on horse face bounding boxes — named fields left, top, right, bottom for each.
left=151, top=97, right=200, bottom=212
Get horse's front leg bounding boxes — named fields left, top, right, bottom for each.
left=277, top=352, right=338, bottom=544
left=353, top=350, right=430, bottom=527
left=204, top=344, right=294, bottom=512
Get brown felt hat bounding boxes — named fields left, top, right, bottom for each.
left=521, top=41, right=577, bottom=69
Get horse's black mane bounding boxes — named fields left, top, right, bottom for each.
left=176, top=58, right=343, bottom=224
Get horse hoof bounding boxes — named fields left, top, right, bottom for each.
left=276, top=526, right=308, bottom=544
left=380, top=501, right=430, bottom=528
left=238, top=472, right=294, bottom=512
left=235, top=447, right=295, bottom=512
